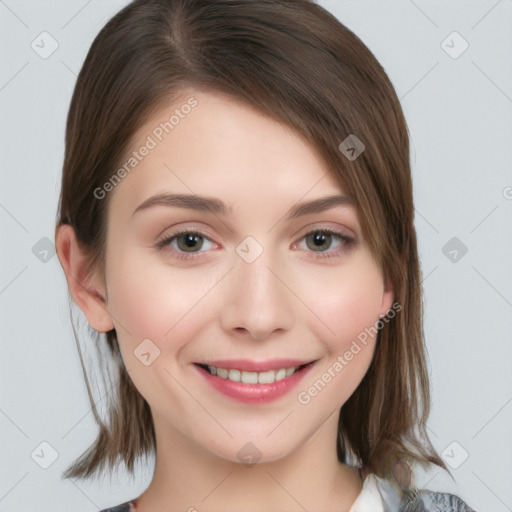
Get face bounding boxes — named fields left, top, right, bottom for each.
left=102, top=89, right=394, bottom=463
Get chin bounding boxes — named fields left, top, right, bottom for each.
left=203, top=433, right=301, bottom=467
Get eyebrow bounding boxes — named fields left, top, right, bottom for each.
left=131, top=192, right=355, bottom=220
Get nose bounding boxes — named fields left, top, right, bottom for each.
left=219, top=249, right=295, bottom=341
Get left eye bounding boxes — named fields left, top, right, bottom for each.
left=297, top=229, right=352, bottom=253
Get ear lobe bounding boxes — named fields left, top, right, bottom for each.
left=379, top=271, right=395, bottom=318
left=55, top=224, right=115, bottom=333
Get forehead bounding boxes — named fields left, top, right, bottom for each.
left=108, top=89, right=351, bottom=218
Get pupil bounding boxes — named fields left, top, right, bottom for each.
left=309, top=232, right=330, bottom=251
left=180, top=234, right=201, bottom=251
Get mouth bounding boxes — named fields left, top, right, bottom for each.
left=195, top=362, right=313, bottom=385
left=193, top=359, right=317, bottom=403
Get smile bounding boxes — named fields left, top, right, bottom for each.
left=194, top=360, right=316, bottom=403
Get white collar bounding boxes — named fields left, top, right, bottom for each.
left=348, top=474, right=386, bottom=512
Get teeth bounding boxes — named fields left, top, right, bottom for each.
left=285, top=367, right=295, bottom=377
left=275, top=368, right=286, bottom=381
left=258, top=370, right=274, bottom=384
left=205, top=365, right=299, bottom=384
left=243, top=371, right=258, bottom=384
left=216, top=367, right=228, bottom=379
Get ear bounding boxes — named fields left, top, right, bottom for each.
left=379, top=269, right=395, bottom=318
left=55, top=223, right=114, bottom=332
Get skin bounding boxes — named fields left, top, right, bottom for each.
left=56, top=89, right=394, bottom=512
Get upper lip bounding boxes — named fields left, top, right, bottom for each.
left=196, top=358, right=316, bottom=372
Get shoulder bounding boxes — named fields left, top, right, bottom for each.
left=98, top=500, right=136, bottom=512
left=351, top=470, right=478, bottom=512
left=380, top=460, right=478, bottom=512
left=399, top=489, right=477, bottom=511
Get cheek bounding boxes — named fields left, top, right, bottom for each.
left=309, top=258, right=385, bottom=351
left=297, top=265, right=383, bottom=410
left=105, top=251, right=220, bottom=405
left=305, top=259, right=385, bottom=405
left=105, top=249, right=218, bottom=351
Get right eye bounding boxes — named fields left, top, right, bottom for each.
left=155, top=230, right=217, bottom=259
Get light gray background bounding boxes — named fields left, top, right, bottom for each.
left=1, top=1, right=511, bottom=511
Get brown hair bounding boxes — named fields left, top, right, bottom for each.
left=55, top=0, right=450, bottom=485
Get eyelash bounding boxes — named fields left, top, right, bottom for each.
left=155, top=228, right=355, bottom=261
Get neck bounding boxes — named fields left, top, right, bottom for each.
left=133, top=409, right=363, bottom=512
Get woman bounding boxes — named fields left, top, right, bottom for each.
left=54, top=1, right=476, bottom=510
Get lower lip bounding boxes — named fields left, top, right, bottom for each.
left=194, top=363, right=315, bottom=404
